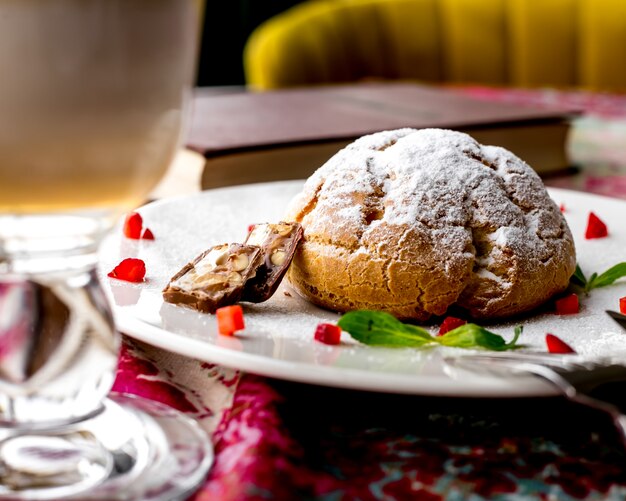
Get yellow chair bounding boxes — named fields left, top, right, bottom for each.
left=244, top=0, right=626, bottom=92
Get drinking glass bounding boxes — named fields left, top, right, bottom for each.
left=0, top=1, right=212, bottom=499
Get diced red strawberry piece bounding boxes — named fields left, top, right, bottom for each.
left=546, top=333, right=576, bottom=354
left=585, top=212, right=608, bottom=239
left=216, top=305, right=245, bottom=336
left=438, top=316, right=467, bottom=336
left=123, top=212, right=143, bottom=239
left=141, top=228, right=155, bottom=240
left=620, top=296, right=626, bottom=315
left=314, top=323, right=342, bottom=345
left=107, top=258, right=146, bottom=283
left=555, top=293, right=579, bottom=315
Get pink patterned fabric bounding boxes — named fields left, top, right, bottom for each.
left=113, top=337, right=239, bottom=434
left=114, top=350, right=626, bottom=501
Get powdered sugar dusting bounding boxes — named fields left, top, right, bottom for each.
left=286, top=128, right=576, bottom=319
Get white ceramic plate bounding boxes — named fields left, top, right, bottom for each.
left=99, top=181, right=626, bottom=397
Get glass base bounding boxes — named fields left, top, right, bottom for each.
left=0, top=393, right=213, bottom=500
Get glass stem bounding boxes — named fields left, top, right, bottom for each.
left=0, top=240, right=10, bottom=275
left=5, top=397, right=15, bottom=422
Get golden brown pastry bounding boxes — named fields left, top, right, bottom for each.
left=285, top=128, right=576, bottom=321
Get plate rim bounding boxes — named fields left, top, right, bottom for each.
left=115, top=312, right=557, bottom=398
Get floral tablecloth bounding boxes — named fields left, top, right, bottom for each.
left=114, top=87, right=626, bottom=501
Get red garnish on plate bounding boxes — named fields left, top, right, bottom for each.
left=314, top=323, right=341, bottom=345
left=559, top=203, right=565, bottom=213
left=123, top=212, right=143, bottom=239
left=546, top=333, right=576, bottom=354
left=555, top=293, right=579, bottom=315
left=141, top=228, right=155, bottom=240
left=247, top=224, right=256, bottom=233
left=107, top=258, right=146, bottom=283
left=216, top=305, right=245, bottom=336
left=438, top=316, right=467, bottom=336
left=620, top=296, right=626, bottom=315
left=585, top=212, right=608, bottom=239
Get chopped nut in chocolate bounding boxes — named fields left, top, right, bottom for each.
left=242, top=222, right=303, bottom=303
left=163, top=243, right=263, bottom=313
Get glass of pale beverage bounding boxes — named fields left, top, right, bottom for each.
left=0, top=1, right=212, bottom=499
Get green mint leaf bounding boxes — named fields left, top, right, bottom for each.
left=337, top=310, right=523, bottom=351
left=436, top=324, right=522, bottom=351
left=587, top=262, right=626, bottom=291
left=337, top=310, right=433, bottom=347
left=570, top=264, right=587, bottom=288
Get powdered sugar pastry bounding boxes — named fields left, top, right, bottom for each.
left=286, top=128, right=576, bottom=321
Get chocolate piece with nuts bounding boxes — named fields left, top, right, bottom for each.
left=242, top=222, right=303, bottom=302
left=163, top=243, right=263, bottom=313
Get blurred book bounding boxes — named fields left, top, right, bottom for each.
left=187, top=83, right=577, bottom=189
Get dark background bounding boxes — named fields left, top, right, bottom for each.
left=197, top=0, right=305, bottom=87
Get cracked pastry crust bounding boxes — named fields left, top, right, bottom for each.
left=285, top=128, right=576, bottom=321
